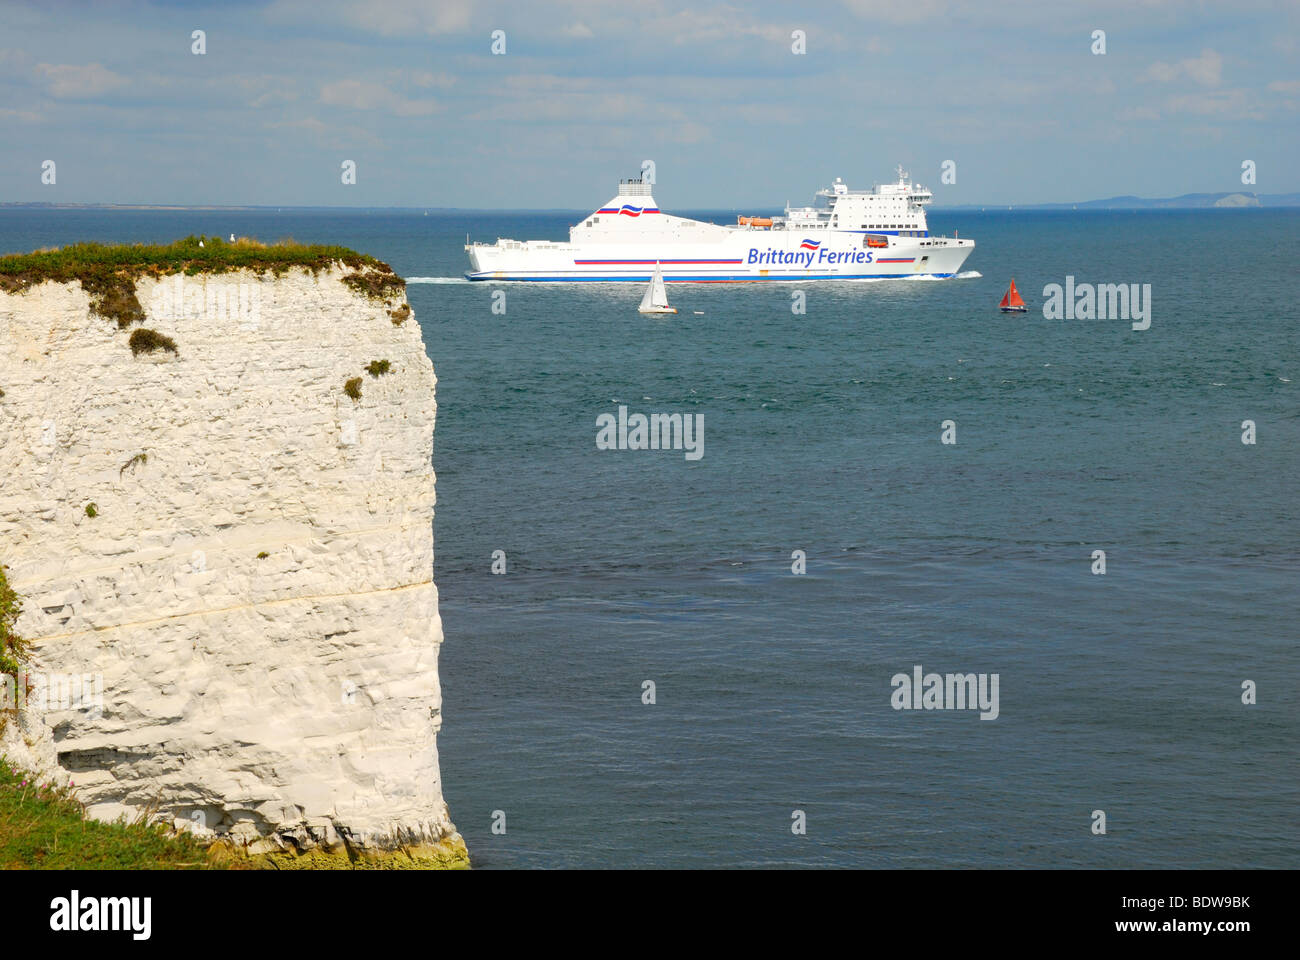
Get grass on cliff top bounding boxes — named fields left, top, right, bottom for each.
left=0, top=236, right=405, bottom=321
left=0, top=235, right=400, bottom=286
left=0, top=758, right=234, bottom=869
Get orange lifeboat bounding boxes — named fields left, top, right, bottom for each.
left=737, top=216, right=774, bottom=228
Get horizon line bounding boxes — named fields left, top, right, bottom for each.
left=2, top=189, right=1296, bottom=214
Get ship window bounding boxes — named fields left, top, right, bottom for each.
left=592, top=217, right=600, bottom=224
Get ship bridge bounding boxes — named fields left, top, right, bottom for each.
left=777, top=167, right=933, bottom=236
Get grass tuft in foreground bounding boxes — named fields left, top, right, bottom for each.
left=0, top=759, right=235, bottom=869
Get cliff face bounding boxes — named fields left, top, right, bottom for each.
left=0, top=264, right=465, bottom=867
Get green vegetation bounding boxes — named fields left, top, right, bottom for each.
left=342, top=269, right=405, bottom=303
left=84, top=274, right=145, bottom=328
left=0, top=760, right=233, bottom=870
left=0, top=564, right=27, bottom=680
left=344, top=377, right=363, bottom=401
left=256, top=551, right=269, bottom=559
left=119, top=452, right=148, bottom=478
left=84, top=503, right=98, bottom=518
left=389, top=303, right=410, bottom=325
left=0, top=236, right=405, bottom=324
left=128, top=328, right=178, bottom=356
left=366, top=359, right=391, bottom=377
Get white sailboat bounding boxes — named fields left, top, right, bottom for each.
left=638, top=262, right=677, bottom=314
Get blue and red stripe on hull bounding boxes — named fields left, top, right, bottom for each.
left=465, top=272, right=953, bottom=282
left=573, top=258, right=743, bottom=265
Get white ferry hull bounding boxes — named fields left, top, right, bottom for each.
left=466, top=234, right=973, bottom=282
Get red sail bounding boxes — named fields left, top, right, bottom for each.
left=1002, top=279, right=1025, bottom=307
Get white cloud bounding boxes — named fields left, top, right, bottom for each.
left=1164, top=88, right=1257, bottom=118
left=403, top=71, right=457, bottom=90
left=265, top=0, right=473, bottom=37
left=320, top=79, right=441, bottom=116
left=0, top=106, right=41, bottom=123
left=35, top=62, right=128, bottom=98
left=1145, top=49, right=1223, bottom=88
left=264, top=115, right=386, bottom=149
left=840, top=0, right=949, bottom=26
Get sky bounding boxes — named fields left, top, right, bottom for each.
left=1, top=0, right=1297, bottom=208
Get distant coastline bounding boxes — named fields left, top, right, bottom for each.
left=4, top=190, right=1299, bottom=213
left=933, top=191, right=1300, bottom=211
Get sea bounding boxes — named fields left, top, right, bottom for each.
left=2, top=206, right=1296, bottom=868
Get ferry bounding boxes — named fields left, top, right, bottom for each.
left=464, top=167, right=974, bottom=282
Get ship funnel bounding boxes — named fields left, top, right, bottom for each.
left=619, top=177, right=654, bottom=197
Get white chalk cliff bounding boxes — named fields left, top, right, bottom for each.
left=0, top=263, right=466, bottom=867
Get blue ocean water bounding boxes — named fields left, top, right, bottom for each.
left=2, top=207, right=1296, bottom=868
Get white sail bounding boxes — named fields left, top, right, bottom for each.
left=638, top=262, right=674, bottom=313
left=651, top=264, right=669, bottom=307
left=639, top=272, right=657, bottom=311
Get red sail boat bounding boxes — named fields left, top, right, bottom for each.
left=999, top=278, right=1028, bottom=313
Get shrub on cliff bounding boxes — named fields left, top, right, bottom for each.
left=119, top=452, right=148, bottom=478
left=344, top=377, right=363, bottom=401
left=366, top=360, right=390, bottom=377
left=0, top=564, right=27, bottom=679
left=129, top=328, right=178, bottom=356
left=83, top=274, right=146, bottom=328
left=342, top=270, right=405, bottom=303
